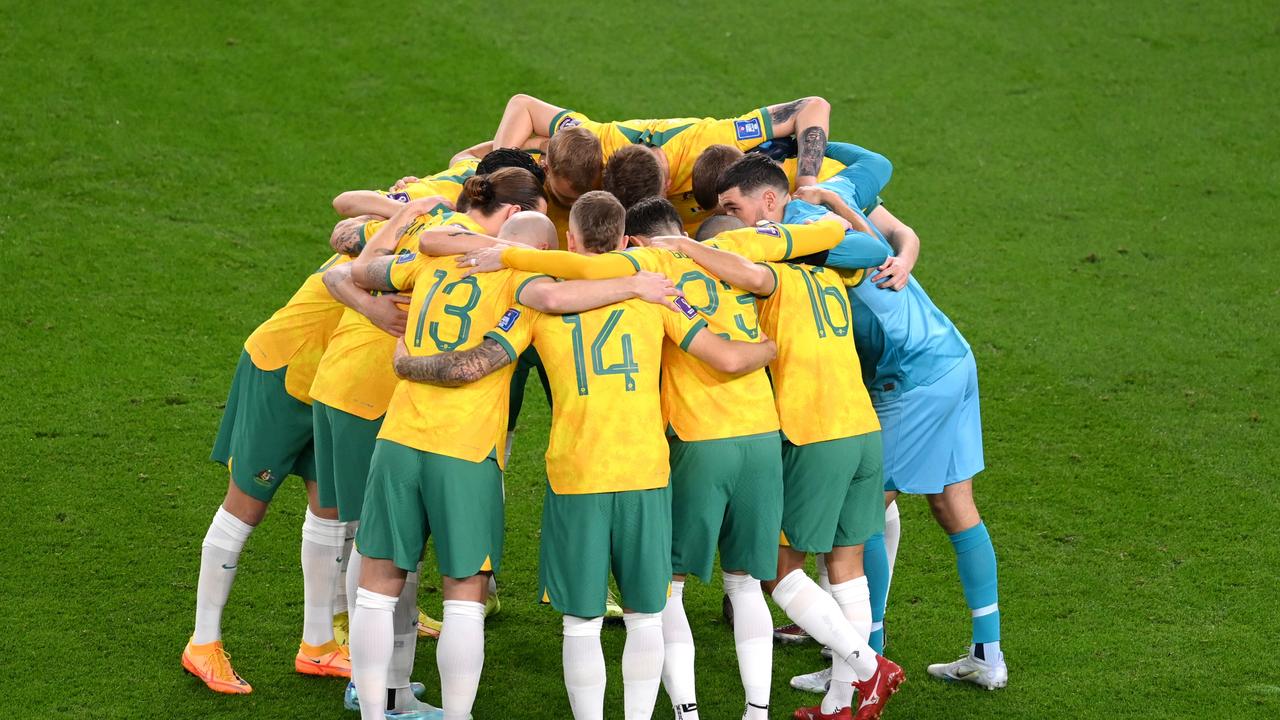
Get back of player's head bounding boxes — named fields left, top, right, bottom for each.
left=692, top=144, right=745, bottom=211
left=625, top=196, right=683, bottom=239
left=459, top=167, right=545, bottom=216
left=569, top=191, right=626, bottom=254
left=716, top=153, right=788, bottom=197
left=478, top=147, right=547, bottom=186
left=603, top=145, right=664, bottom=210
left=694, top=214, right=747, bottom=242
left=498, top=210, right=557, bottom=250
left=546, top=127, right=604, bottom=202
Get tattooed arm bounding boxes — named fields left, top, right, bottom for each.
left=330, top=214, right=381, bottom=256
left=764, top=96, right=831, bottom=186
left=323, top=260, right=409, bottom=336
left=393, top=336, right=515, bottom=387
left=350, top=197, right=444, bottom=273
left=419, top=226, right=504, bottom=257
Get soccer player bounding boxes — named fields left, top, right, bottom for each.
left=329, top=140, right=506, bottom=219
left=182, top=241, right=384, bottom=695
left=312, top=170, right=550, bottom=714
left=489, top=93, right=832, bottom=216
left=664, top=213, right=905, bottom=720
left=449, top=196, right=851, bottom=720
left=389, top=190, right=778, bottom=720
left=337, top=189, right=686, bottom=720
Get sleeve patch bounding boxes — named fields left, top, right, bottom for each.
left=556, top=115, right=582, bottom=132
left=734, top=117, right=763, bottom=141
left=673, top=296, right=699, bottom=319
left=387, top=191, right=410, bottom=203
left=755, top=223, right=781, bottom=237
left=498, top=308, right=521, bottom=331
left=396, top=251, right=418, bottom=264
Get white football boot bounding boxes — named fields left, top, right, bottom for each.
left=926, top=648, right=1008, bottom=690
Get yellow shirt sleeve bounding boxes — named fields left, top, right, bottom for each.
left=386, top=252, right=423, bottom=291
left=501, top=247, right=638, bottom=280
left=482, top=303, right=540, bottom=363
left=661, top=303, right=710, bottom=352
left=710, top=220, right=846, bottom=262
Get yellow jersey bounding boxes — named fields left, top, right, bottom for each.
left=486, top=298, right=707, bottom=494
left=243, top=253, right=350, bottom=404
left=757, top=261, right=880, bottom=445
left=380, top=158, right=480, bottom=203
left=309, top=212, right=488, bottom=420
left=670, top=155, right=849, bottom=234
left=376, top=255, right=545, bottom=465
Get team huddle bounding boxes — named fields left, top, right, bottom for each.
left=182, top=93, right=1006, bottom=720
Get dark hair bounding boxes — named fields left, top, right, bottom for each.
left=694, top=214, right=747, bottom=242
left=546, top=126, right=604, bottom=198
left=691, top=144, right=744, bottom=212
left=477, top=147, right=546, bottom=186
left=459, top=167, right=545, bottom=216
left=569, top=191, right=626, bottom=254
left=603, top=145, right=663, bottom=209
left=625, top=196, right=683, bottom=238
left=716, top=153, right=788, bottom=197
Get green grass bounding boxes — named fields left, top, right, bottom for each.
left=3, top=0, right=1279, bottom=717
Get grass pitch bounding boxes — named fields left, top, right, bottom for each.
left=3, top=1, right=1278, bottom=718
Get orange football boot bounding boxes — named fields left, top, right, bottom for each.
left=295, top=639, right=352, bottom=678
left=182, top=638, right=252, bottom=694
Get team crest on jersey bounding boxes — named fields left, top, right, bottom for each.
left=755, top=223, right=781, bottom=237
left=253, top=469, right=275, bottom=487
left=734, top=118, right=763, bottom=141
left=387, top=191, right=410, bottom=203
left=556, top=115, right=582, bottom=132
left=498, top=308, right=521, bottom=331
left=673, top=297, right=699, bottom=319
left=396, top=251, right=417, bottom=264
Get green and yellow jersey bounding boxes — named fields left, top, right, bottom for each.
left=379, top=157, right=480, bottom=203
left=486, top=297, right=706, bottom=494
left=757, top=261, right=880, bottom=445
left=243, top=253, right=351, bottom=404
left=309, top=211, right=487, bottom=420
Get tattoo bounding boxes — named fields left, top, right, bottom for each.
left=446, top=229, right=478, bottom=237
left=797, top=126, right=827, bottom=178
left=769, top=99, right=806, bottom=125
left=331, top=222, right=365, bottom=257
left=395, top=338, right=513, bottom=386
left=356, top=257, right=398, bottom=292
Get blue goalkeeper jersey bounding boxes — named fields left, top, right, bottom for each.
left=782, top=145, right=971, bottom=392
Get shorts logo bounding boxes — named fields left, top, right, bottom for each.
left=556, top=115, right=582, bottom=132
left=673, top=297, right=699, bottom=319
left=498, top=308, right=521, bottom=331
left=755, top=224, right=781, bottom=237
left=253, top=469, right=275, bottom=487
left=396, top=251, right=418, bottom=264
left=387, top=191, right=410, bottom=203
left=734, top=118, right=763, bottom=141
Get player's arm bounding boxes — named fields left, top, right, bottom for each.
left=322, top=261, right=409, bottom=336
left=331, top=215, right=381, bottom=256
left=517, top=272, right=681, bottom=315
left=793, top=187, right=875, bottom=235
left=393, top=336, right=514, bottom=387
left=683, top=328, right=777, bottom=375
left=662, top=236, right=776, bottom=296
left=350, top=197, right=440, bottom=271
left=865, top=205, right=920, bottom=291
left=687, top=219, right=848, bottom=263
left=823, top=141, right=893, bottom=207
left=458, top=246, right=637, bottom=280
left=332, top=190, right=405, bottom=218
left=418, top=226, right=502, bottom=257
left=493, top=93, right=570, bottom=146
left=764, top=96, right=831, bottom=185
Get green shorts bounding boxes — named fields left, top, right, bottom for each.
left=539, top=481, right=672, bottom=618
left=210, top=350, right=316, bottom=502
left=356, top=439, right=503, bottom=576
left=669, top=432, right=783, bottom=581
left=507, top=347, right=552, bottom=432
left=313, top=401, right=384, bottom=522
left=780, top=432, right=885, bottom=553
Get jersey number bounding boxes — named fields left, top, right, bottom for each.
left=412, top=270, right=481, bottom=351
left=676, top=270, right=760, bottom=340
left=788, top=264, right=850, bottom=338
left=562, top=310, right=639, bottom=396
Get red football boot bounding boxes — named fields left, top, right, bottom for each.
left=852, top=655, right=905, bottom=720
left=793, top=704, right=852, bottom=719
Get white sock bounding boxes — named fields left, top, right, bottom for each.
left=770, top=570, right=877, bottom=681
left=884, top=501, right=901, bottom=583
left=389, top=567, right=422, bottom=708
left=334, top=521, right=356, bottom=618
left=346, top=548, right=363, bottom=620
left=352, top=588, right=398, bottom=720
left=660, top=581, right=698, bottom=719
left=723, top=573, right=771, bottom=720
left=301, top=509, right=346, bottom=646
left=193, top=507, right=254, bottom=644
left=824, top=577, right=872, bottom=712
left=563, top=616, right=606, bottom=720
left=622, top=612, right=664, bottom=720
left=438, top=600, right=486, bottom=720
left=816, top=553, right=831, bottom=594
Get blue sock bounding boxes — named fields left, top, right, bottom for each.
left=863, top=531, right=890, bottom=654
left=949, top=521, right=1000, bottom=647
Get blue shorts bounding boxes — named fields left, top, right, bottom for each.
left=870, top=350, right=984, bottom=495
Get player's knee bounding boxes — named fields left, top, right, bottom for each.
left=221, top=482, right=268, bottom=526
